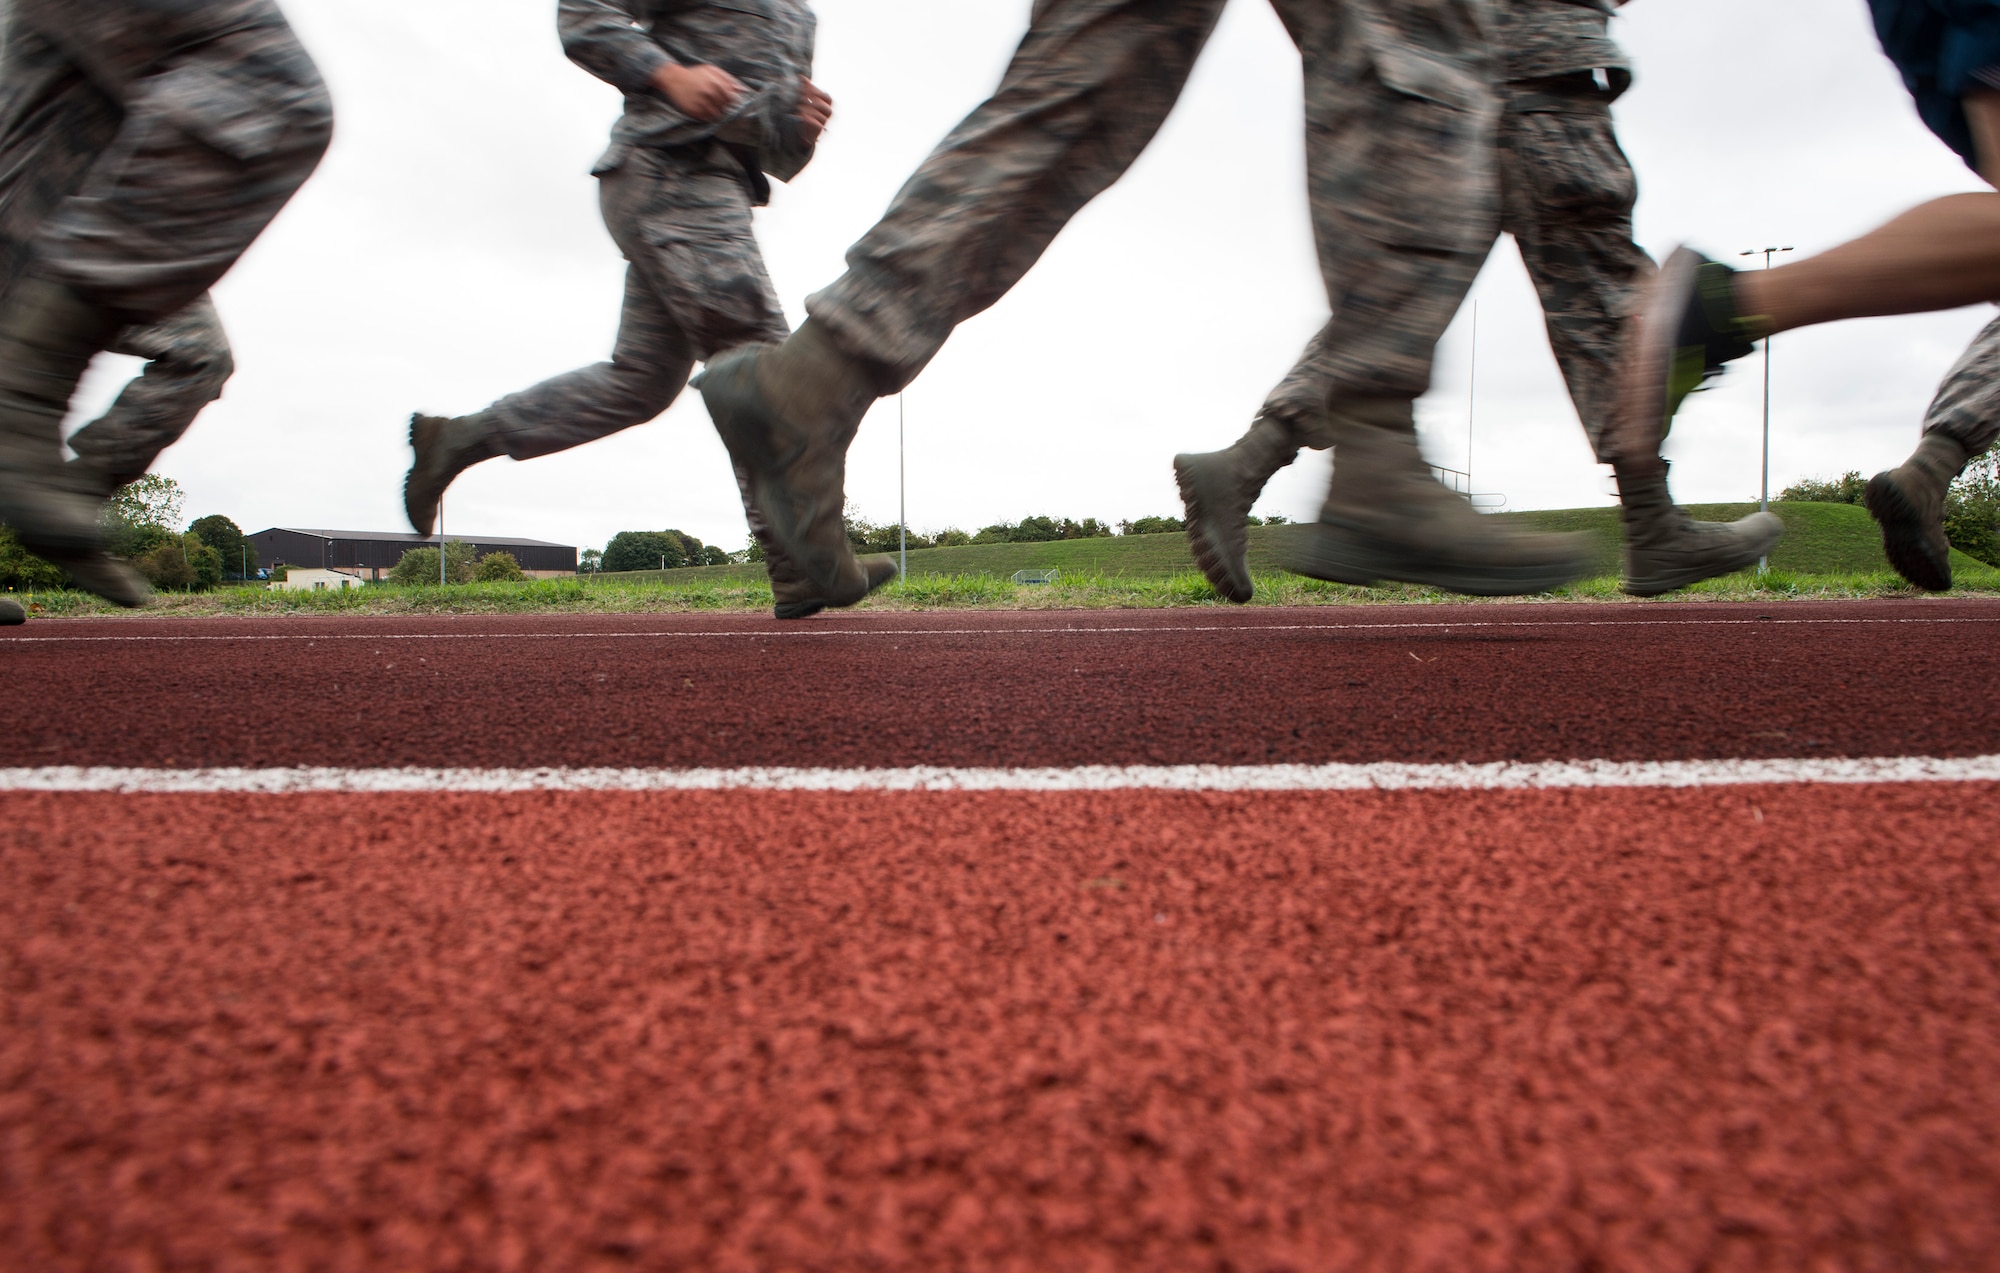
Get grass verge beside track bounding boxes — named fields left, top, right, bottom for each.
left=11, top=564, right=2000, bottom=618
left=10, top=501, right=1997, bottom=616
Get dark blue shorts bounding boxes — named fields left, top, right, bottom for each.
left=1871, top=0, right=2000, bottom=168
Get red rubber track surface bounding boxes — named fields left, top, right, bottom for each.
left=4, top=602, right=2000, bottom=1271
left=3, top=599, right=1999, bottom=768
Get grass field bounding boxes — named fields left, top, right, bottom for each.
left=12, top=503, right=2000, bottom=617
left=598, top=501, right=1974, bottom=585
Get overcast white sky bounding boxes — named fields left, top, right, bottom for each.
left=66, top=0, right=1997, bottom=552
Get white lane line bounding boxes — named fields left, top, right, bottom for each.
left=4, top=756, right=1997, bottom=793
left=4, top=615, right=1999, bottom=644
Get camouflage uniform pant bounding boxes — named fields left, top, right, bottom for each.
left=2, top=0, right=332, bottom=322
left=1262, top=87, right=1650, bottom=456
left=488, top=145, right=790, bottom=461
left=65, top=294, right=232, bottom=488
left=1920, top=313, right=2000, bottom=460
left=803, top=0, right=1500, bottom=403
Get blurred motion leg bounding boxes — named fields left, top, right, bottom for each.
left=0, top=0, right=331, bottom=604
left=703, top=0, right=1231, bottom=606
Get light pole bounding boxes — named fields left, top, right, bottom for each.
left=1466, top=300, right=1478, bottom=492
left=1740, top=246, right=1793, bottom=570
left=898, top=393, right=908, bottom=579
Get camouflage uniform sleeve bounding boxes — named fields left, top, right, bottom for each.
left=558, top=0, right=677, bottom=95
left=760, top=5, right=817, bottom=183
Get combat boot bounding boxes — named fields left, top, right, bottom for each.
left=0, top=276, right=148, bottom=608
left=1616, top=460, right=1783, bottom=596
left=1174, top=414, right=1299, bottom=603
left=0, top=598, right=24, bottom=625
left=697, top=321, right=892, bottom=610
left=732, top=462, right=896, bottom=619
left=405, top=411, right=504, bottom=536
left=1864, top=431, right=1971, bottom=591
left=1278, top=399, right=1594, bottom=595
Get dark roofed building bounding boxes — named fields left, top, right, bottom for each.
left=247, top=529, right=577, bottom=582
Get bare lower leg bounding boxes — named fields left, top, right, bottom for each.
left=1738, top=90, right=2000, bottom=335
left=1737, top=194, right=2000, bottom=333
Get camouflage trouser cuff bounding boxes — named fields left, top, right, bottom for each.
left=481, top=405, right=544, bottom=463
left=1919, top=313, right=2000, bottom=461
left=1246, top=402, right=1332, bottom=452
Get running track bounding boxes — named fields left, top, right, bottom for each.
left=4, top=600, right=1999, bottom=1270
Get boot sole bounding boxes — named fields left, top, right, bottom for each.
left=774, top=598, right=828, bottom=621
left=772, top=556, right=897, bottom=621
left=1621, top=512, right=1785, bottom=597
left=1276, top=522, right=1592, bottom=597
left=1863, top=472, right=1953, bottom=592
left=1173, top=454, right=1253, bottom=604
left=701, top=347, right=864, bottom=603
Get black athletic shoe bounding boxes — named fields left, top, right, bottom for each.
left=0, top=597, right=24, bottom=625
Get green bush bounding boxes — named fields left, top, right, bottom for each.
left=1120, top=515, right=1185, bottom=536
left=189, top=514, right=257, bottom=578
left=602, top=529, right=716, bottom=572
left=841, top=511, right=978, bottom=553
left=972, top=516, right=1113, bottom=544
left=389, top=540, right=478, bottom=585
left=1779, top=472, right=1866, bottom=505
left=1947, top=453, right=2000, bottom=566
left=473, top=550, right=526, bottom=582
left=101, top=474, right=184, bottom=558
left=0, top=526, right=64, bottom=589
left=135, top=533, right=222, bottom=591
left=847, top=515, right=930, bottom=554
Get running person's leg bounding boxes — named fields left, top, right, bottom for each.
left=708, top=0, right=1589, bottom=606
left=400, top=145, right=878, bottom=618
left=404, top=146, right=784, bottom=534
left=699, top=0, right=1232, bottom=607
left=66, top=294, right=234, bottom=492
left=0, top=2, right=330, bottom=605
left=1865, top=88, right=2000, bottom=590
left=1865, top=309, right=2000, bottom=589
left=1617, top=10, right=2000, bottom=587
left=1621, top=183, right=2000, bottom=467
left=1265, top=0, right=1594, bottom=596
left=1504, top=93, right=1780, bottom=594
left=1172, top=324, right=1333, bottom=603
left=1616, top=4, right=2000, bottom=468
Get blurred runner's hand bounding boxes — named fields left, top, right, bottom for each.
left=653, top=63, right=744, bottom=121
left=797, top=77, right=833, bottom=142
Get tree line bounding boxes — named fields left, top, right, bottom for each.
left=0, top=475, right=255, bottom=592
left=838, top=511, right=1289, bottom=556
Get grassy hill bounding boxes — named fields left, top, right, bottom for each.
left=605, top=502, right=1994, bottom=585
